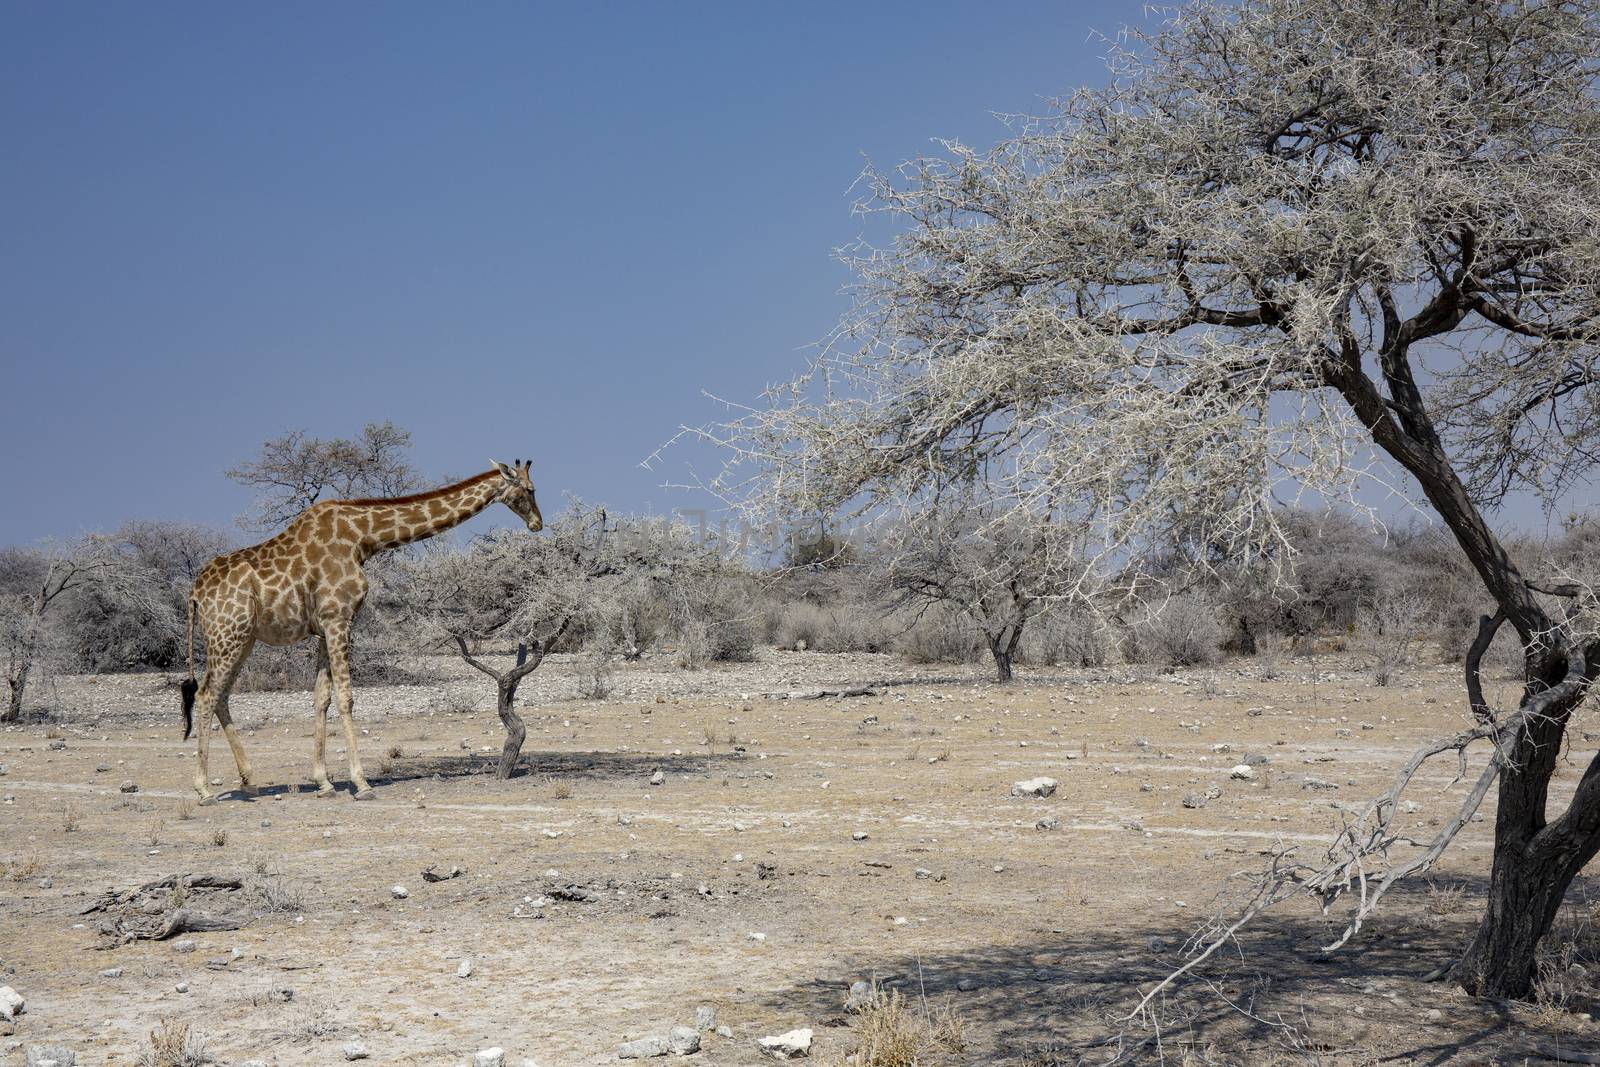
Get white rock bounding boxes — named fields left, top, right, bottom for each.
left=1229, top=765, right=1256, bottom=781
left=457, top=958, right=474, bottom=978
left=342, top=1042, right=370, bottom=1061
left=0, top=987, right=23, bottom=1021
left=172, top=939, right=196, bottom=953
left=473, top=1049, right=505, bottom=1067
left=757, top=1029, right=813, bottom=1059
left=1011, top=777, right=1057, bottom=797
left=666, top=1027, right=701, bottom=1055
left=649, top=770, right=665, bottom=786
left=25, top=1047, right=75, bottom=1067
left=695, top=1005, right=718, bottom=1031
left=617, top=1035, right=668, bottom=1059
left=391, top=885, right=409, bottom=899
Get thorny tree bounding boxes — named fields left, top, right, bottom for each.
left=705, top=0, right=1600, bottom=998
left=0, top=538, right=170, bottom=722
left=877, top=498, right=1088, bottom=682
left=226, top=421, right=423, bottom=533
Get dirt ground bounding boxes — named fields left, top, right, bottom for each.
left=3, top=649, right=1598, bottom=1065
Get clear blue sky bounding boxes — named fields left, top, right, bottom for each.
left=0, top=1, right=1131, bottom=544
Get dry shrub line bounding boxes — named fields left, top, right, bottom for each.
left=1132, top=604, right=1596, bottom=1020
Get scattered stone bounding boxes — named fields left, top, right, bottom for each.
left=617, top=1035, right=669, bottom=1059
left=695, top=1006, right=718, bottom=1031
left=649, top=770, right=665, bottom=787
left=172, top=939, right=197, bottom=954
left=1302, top=777, right=1337, bottom=791
left=473, top=1049, right=506, bottom=1067
left=757, top=1029, right=813, bottom=1059
left=457, top=958, right=474, bottom=978
left=845, top=980, right=873, bottom=1012
left=1035, top=815, right=1061, bottom=831
left=1243, top=753, right=1269, bottom=766
left=47, top=740, right=66, bottom=751
left=851, top=831, right=868, bottom=841
left=1426, top=1008, right=1443, bottom=1022
left=666, top=1027, right=701, bottom=1055
left=118, top=781, right=138, bottom=793
left=1182, top=792, right=1207, bottom=809
left=174, top=982, right=189, bottom=993
left=99, top=968, right=121, bottom=978
left=390, top=885, right=409, bottom=900
left=342, top=1041, right=370, bottom=1060
left=0, top=987, right=24, bottom=1021
left=914, top=868, right=932, bottom=880
left=715, top=1026, right=733, bottom=1039
left=1138, top=783, right=1154, bottom=793
left=25, top=1046, right=74, bottom=1067
left=1571, top=962, right=1591, bottom=979
left=956, top=978, right=979, bottom=992
left=1011, top=777, right=1057, bottom=798
left=259, top=819, right=271, bottom=828
left=1229, top=765, right=1256, bottom=781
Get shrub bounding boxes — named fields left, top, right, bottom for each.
left=1127, top=594, right=1224, bottom=667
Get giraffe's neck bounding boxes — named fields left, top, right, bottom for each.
left=347, top=472, right=502, bottom=557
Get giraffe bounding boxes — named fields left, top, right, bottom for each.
left=180, top=459, right=542, bottom=803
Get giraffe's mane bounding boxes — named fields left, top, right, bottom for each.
left=333, top=470, right=498, bottom=508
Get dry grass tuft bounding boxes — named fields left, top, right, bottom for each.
left=60, top=801, right=81, bottom=833
left=2, top=853, right=44, bottom=882
left=174, top=799, right=195, bottom=821
left=136, top=1017, right=211, bottom=1067
left=211, top=828, right=228, bottom=848
left=842, top=982, right=968, bottom=1066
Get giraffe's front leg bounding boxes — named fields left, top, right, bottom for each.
left=323, top=620, right=373, bottom=798
left=312, top=642, right=336, bottom=797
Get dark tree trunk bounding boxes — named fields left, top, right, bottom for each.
left=496, top=677, right=526, bottom=780
left=496, top=643, right=530, bottom=780
left=1451, top=677, right=1600, bottom=996
left=989, top=624, right=1024, bottom=684
left=3, top=664, right=28, bottom=723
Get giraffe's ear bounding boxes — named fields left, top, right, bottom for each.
left=491, top=459, right=517, bottom=481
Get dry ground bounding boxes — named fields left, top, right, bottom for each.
left=3, top=649, right=1600, bottom=1065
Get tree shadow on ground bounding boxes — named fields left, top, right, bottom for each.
left=759, top=875, right=1598, bottom=1065
left=369, top=749, right=738, bottom=788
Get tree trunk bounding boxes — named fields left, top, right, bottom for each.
left=3, top=664, right=28, bottom=723
left=1451, top=678, right=1600, bottom=997
left=989, top=625, right=1023, bottom=683
left=496, top=677, right=526, bottom=780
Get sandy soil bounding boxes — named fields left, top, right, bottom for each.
left=2, top=649, right=1597, bottom=1065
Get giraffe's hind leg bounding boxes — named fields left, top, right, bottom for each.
left=193, top=626, right=254, bottom=804
left=312, top=640, right=336, bottom=797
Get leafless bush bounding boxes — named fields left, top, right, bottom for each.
left=892, top=605, right=985, bottom=665
left=773, top=600, right=888, bottom=653
left=1027, top=605, right=1112, bottom=668
left=1127, top=595, right=1224, bottom=668
left=578, top=645, right=618, bottom=699
left=1365, top=591, right=1429, bottom=686
left=1254, top=632, right=1289, bottom=680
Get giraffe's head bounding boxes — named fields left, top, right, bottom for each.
left=491, top=458, right=543, bottom=532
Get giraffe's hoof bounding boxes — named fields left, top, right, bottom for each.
left=196, top=793, right=218, bottom=807
left=352, top=787, right=375, bottom=801
left=315, top=785, right=336, bottom=799
left=237, top=784, right=258, bottom=799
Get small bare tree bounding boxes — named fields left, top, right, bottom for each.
left=1, top=538, right=171, bottom=722
left=396, top=504, right=630, bottom=778
left=876, top=499, right=1088, bottom=682
left=226, top=421, right=423, bottom=532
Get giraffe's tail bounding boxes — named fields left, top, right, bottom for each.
left=180, top=597, right=198, bottom=740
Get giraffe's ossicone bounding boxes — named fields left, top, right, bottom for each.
left=180, top=459, right=542, bottom=803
